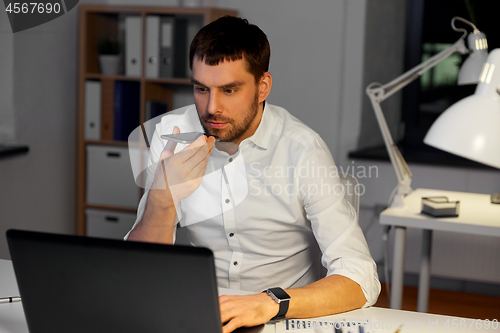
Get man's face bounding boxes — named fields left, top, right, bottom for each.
left=192, top=57, right=262, bottom=145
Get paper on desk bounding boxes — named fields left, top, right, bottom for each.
left=275, top=315, right=379, bottom=333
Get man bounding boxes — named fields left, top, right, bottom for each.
left=127, top=16, right=380, bottom=333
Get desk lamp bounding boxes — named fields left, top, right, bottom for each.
left=424, top=49, right=500, bottom=202
left=366, top=17, right=489, bottom=207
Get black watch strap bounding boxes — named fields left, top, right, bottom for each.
left=263, top=287, right=290, bottom=320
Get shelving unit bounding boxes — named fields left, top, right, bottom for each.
left=76, top=4, right=238, bottom=237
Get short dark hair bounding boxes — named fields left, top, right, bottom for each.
left=189, top=16, right=270, bottom=83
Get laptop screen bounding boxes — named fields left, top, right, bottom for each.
left=7, top=229, right=223, bottom=333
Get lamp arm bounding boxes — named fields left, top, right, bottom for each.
left=365, top=36, right=468, bottom=207
left=371, top=37, right=468, bottom=103
left=367, top=92, right=410, bottom=185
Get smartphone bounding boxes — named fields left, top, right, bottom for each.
left=160, top=132, right=220, bottom=144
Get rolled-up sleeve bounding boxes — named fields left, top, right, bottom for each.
left=298, top=135, right=381, bottom=307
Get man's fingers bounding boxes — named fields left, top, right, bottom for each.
left=207, top=136, right=216, bottom=153
left=155, top=133, right=216, bottom=194
left=220, top=306, right=242, bottom=333
left=175, top=134, right=209, bottom=162
left=182, top=137, right=215, bottom=173
left=222, top=318, right=242, bottom=333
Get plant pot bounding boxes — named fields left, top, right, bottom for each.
left=99, top=55, right=120, bottom=75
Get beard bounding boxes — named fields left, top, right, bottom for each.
left=198, top=92, right=260, bottom=143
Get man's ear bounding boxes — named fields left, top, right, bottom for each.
left=258, top=72, right=273, bottom=103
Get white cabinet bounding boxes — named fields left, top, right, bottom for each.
left=86, top=209, right=136, bottom=239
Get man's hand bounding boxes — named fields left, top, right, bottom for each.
left=219, top=293, right=278, bottom=333
left=128, top=126, right=216, bottom=244
left=217, top=276, right=367, bottom=333
left=149, top=126, right=216, bottom=208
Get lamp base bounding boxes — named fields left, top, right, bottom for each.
left=491, top=193, right=500, bottom=204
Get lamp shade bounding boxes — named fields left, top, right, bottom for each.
left=458, top=31, right=488, bottom=85
left=424, top=49, right=500, bottom=169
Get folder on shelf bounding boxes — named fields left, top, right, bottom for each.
left=160, top=16, right=189, bottom=79
left=159, top=16, right=175, bottom=78
left=125, top=16, right=142, bottom=77
left=145, top=15, right=160, bottom=78
left=144, top=100, right=169, bottom=142
left=84, top=80, right=102, bottom=140
left=185, top=17, right=203, bottom=77
left=100, top=80, right=115, bottom=141
left=113, top=81, right=140, bottom=141
left=173, top=17, right=188, bottom=78
left=145, top=100, right=169, bottom=121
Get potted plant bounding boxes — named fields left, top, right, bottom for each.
left=97, top=38, right=121, bottom=75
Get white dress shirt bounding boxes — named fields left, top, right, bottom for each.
left=126, top=103, right=381, bottom=306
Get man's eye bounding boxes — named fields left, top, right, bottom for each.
left=224, top=89, right=236, bottom=94
left=195, top=86, right=208, bottom=93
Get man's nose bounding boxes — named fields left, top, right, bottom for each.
left=206, top=90, right=222, bottom=115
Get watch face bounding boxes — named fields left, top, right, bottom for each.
left=268, top=287, right=290, bottom=300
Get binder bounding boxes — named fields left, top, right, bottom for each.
left=100, top=79, right=115, bottom=141
left=186, top=17, right=203, bottom=77
left=145, top=100, right=168, bottom=121
left=173, top=17, right=188, bottom=78
left=159, top=16, right=188, bottom=78
left=145, top=16, right=160, bottom=78
left=144, top=100, right=168, bottom=141
left=113, top=81, right=140, bottom=141
left=84, top=80, right=102, bottom=140
left=159, top=16, right=175, bottom=78
left=125, top=16, right=142, bottom=77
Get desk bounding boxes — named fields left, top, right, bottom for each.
left=2, top=259, right=498, bottom=333
left=0, top=260, right=26, bottom=333
left=380, top=188, right=500, bottom=312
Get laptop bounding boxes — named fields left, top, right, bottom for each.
left=6, top=229, right=224, bottom=333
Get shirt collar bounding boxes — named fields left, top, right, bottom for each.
left=244, top=102, right=275, bottom=150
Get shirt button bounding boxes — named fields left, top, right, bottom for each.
left=233, top=261, right=238, bottom=266
left=229, top=233, right=234, bottom=237
left=229, top=158, right=233, bottom=162
left=225, top=199, right=230, bottom=204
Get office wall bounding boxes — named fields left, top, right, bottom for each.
left=0, top=9, right=15, bottom=143
left=357, top=0, right=405, bottom=150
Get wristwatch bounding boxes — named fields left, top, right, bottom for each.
left=263, top=287, right=291, bottom=320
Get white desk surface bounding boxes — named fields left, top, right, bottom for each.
left=380, top=188, right=500, bottom=236
left=2, top=259, right=499, bottom=333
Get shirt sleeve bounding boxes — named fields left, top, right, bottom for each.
left=297, top=135, right=381, bottom=307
